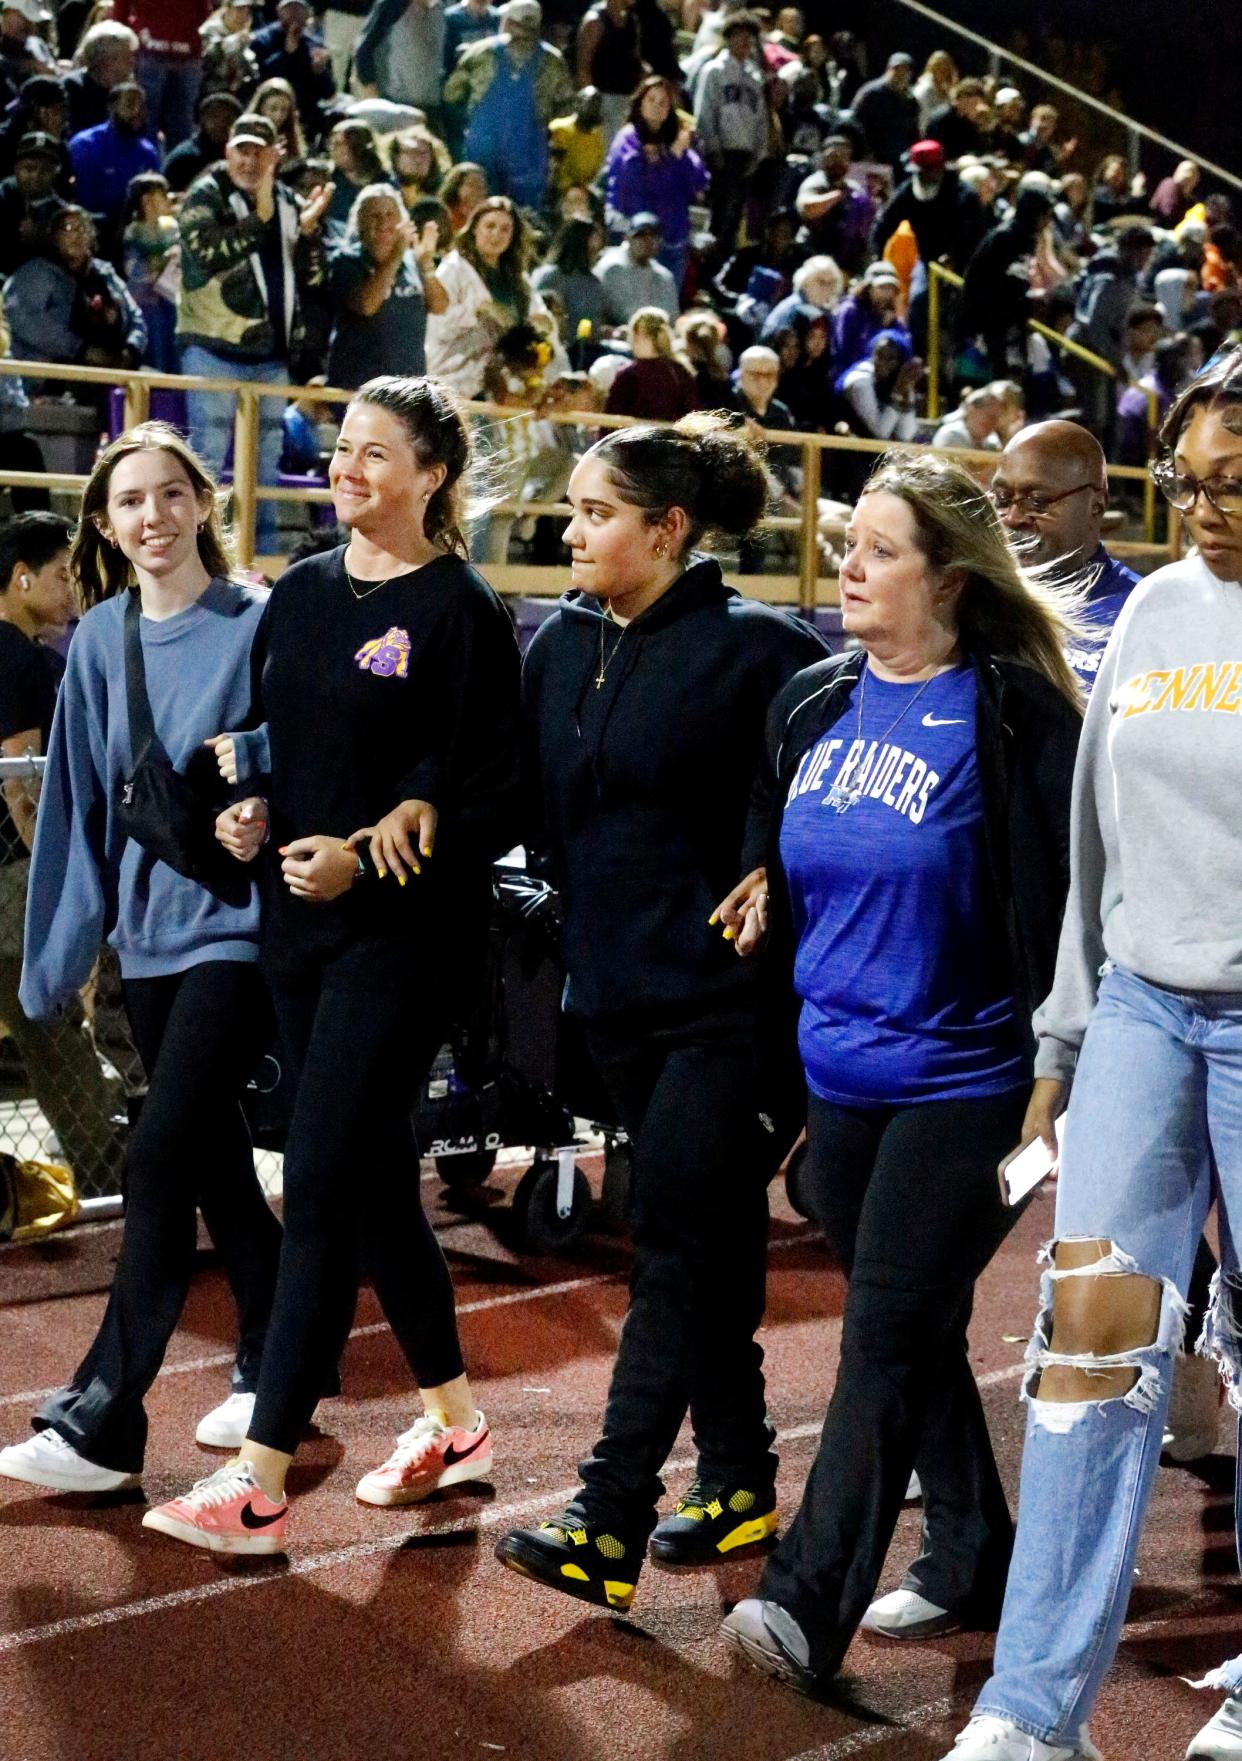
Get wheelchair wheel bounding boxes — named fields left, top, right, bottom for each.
left=512, top=1154, right=591, bottom=1254
left=435, top=1148, right=498, bottom=1188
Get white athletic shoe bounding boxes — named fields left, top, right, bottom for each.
left=1164, top=1354, right=1224, bottom=1461
left=195, top=1391, right=257, bottom=1449
left=1188, top=1695, right=1242, bottom=1758
left=905, top=1470, right=922, bottom=1502
left=862, top=1586, right=958, bottom=1638
left=0, top=1427, right=141, bottom=1494
left=939, top=1714, right=1102, bottom=1759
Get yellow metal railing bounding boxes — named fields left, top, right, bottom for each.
left=0, top=356, right=1171, bottom=608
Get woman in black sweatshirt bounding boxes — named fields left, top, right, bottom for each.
left=144, top=376, right=523, bottom=1555
left=495, top=413, right=827, bottom=1611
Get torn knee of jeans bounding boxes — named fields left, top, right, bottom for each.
left=1019, top=1239, right=1188, bottom=1430
left=1197, top=1267, right=1242, bottom=1413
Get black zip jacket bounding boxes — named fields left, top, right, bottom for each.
left=522, top=557, right=829, bottom=1022
left=750, top=647, right=1082, bottom=1122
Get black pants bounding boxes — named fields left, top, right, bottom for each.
left=760, top=1083, right=1028, bottom=1680
left=38, top=962, right=280, bottom=1473
left=708, top=151, right=754, bottom=255
left=571, top=1009, right=778, bottom=1536
left=248, top=947, right=464, bottom=1456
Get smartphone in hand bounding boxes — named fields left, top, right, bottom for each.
left=998, top=1117, right=1065, bottom=1208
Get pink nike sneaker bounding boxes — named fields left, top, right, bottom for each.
left=356, top=1411, right=492, bottom=1507
left=142, top=1461, right=288, bottom=1555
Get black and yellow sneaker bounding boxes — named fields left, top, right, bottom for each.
left=647, top=1479, right=779, bottom=1566
left=494, top=1510, right=642, bottom=1611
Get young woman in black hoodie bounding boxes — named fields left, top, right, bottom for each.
left=495, top=413, right=827, bottom=1611
left=144, top=376, right=523, bottom=1555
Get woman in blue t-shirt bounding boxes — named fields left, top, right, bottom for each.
left=716, top=450, right=1084, bottom=1697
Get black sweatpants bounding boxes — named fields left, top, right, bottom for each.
left=759, top=1083, right=1028, bottom=1681
left=248, top=945, right=465, bottom=1456
left=38, top=961, right=280, bottom=1473
left=570, top=1009, right=778, bottom=1537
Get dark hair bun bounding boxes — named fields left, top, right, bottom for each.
left=674, top=411, right=772, bottom=539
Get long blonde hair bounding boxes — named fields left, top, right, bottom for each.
left=862, top=451, right=1087, bottom=709
left=73, top=423, right=238, bottom=611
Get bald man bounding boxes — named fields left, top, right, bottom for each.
left=990, top=418, right=1139, bottom=693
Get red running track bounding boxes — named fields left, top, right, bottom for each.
left=0, top=1163, right=1238, bottom=1761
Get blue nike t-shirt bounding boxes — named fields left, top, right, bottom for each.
left=779, top=663, right=1027, bottom=1106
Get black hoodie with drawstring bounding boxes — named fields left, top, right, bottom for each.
left=522, top=556, right=828, bottom=1024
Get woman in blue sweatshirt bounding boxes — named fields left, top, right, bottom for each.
left=0, top=423, right=282, bottom=1497
left=495, top=413, right=827, bottom=1612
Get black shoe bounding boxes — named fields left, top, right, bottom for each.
left=647, top=1478, right=778, bottom=1566
left=495, top=1509, right=642, bottom=1611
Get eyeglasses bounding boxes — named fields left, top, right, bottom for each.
left=988, top=481, right=1098, bottom=518
left=1151, top=460, right=1242, bottom=517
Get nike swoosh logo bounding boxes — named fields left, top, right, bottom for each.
left=442, top=1432, right=489, bottom=1468
left=240, top=1501, right=285, bottom=1529
left=921, top=714, right=966, bottom=727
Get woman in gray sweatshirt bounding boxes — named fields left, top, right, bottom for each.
left=944, top=346, right=1242, bottom=1761
left=0, top=423, right=283, bottom=1502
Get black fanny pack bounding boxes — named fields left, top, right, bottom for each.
left=116, top=589, right=251, bottom=908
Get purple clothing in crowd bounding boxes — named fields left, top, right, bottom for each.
left=831, top=291, right=912, bottom=377
left=604, top=125, right=708, bottom=250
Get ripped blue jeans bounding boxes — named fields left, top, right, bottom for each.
left=975, top=963, right=1242, bottom=1744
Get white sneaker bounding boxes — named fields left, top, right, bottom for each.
left=1188, top=1694, right=1242, bottom=1758
left=195, top=1391, right=257, bottom=1449
left=0, top=1428, right=141, bottom=1494
left=862, top=1586, right=958, bottom=1639
left=906, top=1470, right=923, bottom=1502
left=940, top=1714, right=1102, bottom=1759
left=1164, top=1354, right=1224, bottom=1461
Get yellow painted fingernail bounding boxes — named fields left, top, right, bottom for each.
left=412, top=864, right=421, bottom=876
left=708, top=911, right=719, bottom=925
left=722, top=927, right=735, bottom=941
left=376, top=865, right=386, bottom=879
left=397, top=873, right=406, bottom=887
left=421, top=846, right=433, bottom=857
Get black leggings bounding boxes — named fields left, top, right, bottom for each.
left=38, top=962, right=280, bottom=1474
left=571, top=1010, right=778, bottom=1535
left=248, top=952, right=464, bottom=1456
left=760, top=1083, right=1028, bottom=1680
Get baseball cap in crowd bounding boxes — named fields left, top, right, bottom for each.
left=14, top=130, right=58, bottom=164
left=862, top=260, right=901, bottom=287
left=886, top=51, right=914, bottom=69
left=499, top=0, right=541, bottom=31
left=907, top=139, right=946, bottom=173
left=228, top=111, right=279, bottom=148
left=994, top=86, right=1023, bottom=107
left=628, top=211, right=662, bottom=236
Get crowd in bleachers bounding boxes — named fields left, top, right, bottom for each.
left=0, top=0, right=1235, bottom=551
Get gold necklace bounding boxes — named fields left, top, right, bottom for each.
left=344, top=559, right=395, bottom=601
left=594, top=604, right=629, bottom=690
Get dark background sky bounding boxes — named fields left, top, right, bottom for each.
left=814, top=1, right=1240, bottom=188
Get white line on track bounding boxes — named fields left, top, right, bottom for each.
left=0, top=1362, right=1028, bottom=1658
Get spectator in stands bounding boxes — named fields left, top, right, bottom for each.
left=0, top=130, right=66, bottom=275
left=693, top=11, right=767, bottom=254
left=177, top=110, right=331, bottom=553
left=318, top=0, right=370, bottom=93
left=872, top=137, right=985, bottom=273
left=924, top=77, right=988, bottom=164
left=715, top=206, right=798, bottom=314
left=354, top=0, right=446, bottom=126
left=162, top=90, right=242, bottom=193
left=932, top=383, right=1001, bottom=453
left=68, top=82, right=160, bottom=239
left=769, top=304, right=831, bottom=430
left=1069, top=221, right=1155, bottom=446
left=425, top=193, right=553, bottom=394
left=605, top=76, right=707, bottom=294
left=440, top=159, right=488, bottom=233
left=605, top=306, right=696, bottom=419
left=794, top=133, right=873, bottom=277
left=594, top=209, right=678, bottom=326
left=117, top=0, right=210, bottom=150
left=988, top=87, right=1025, bottom=163
left=575, top=0, right=644, bottom=145
left=733, top=339, right=790, bottom=426
left=322, top=117, right=389, bottom=232
left=1121, top=301, right=1164, bottom=383
left=779, top=65, right=832, bottom=163
left=1020, top=102, right=1075, bottom=177
left=1091, top=152, right=1146, bottom=229
left=849, top=50, right=919, bottom=171
left=1050, top=171, right=1091, bottom=261
left=443, top=0, right=499, bottom=74
left=961, top=181, right=1056, bottom=378
left=0, top=73, right=68, bottom=184
left=250, top=0, right=335, bottom=142
left=0, top=0, right=56, bottom=93
left=912, top=48, right=955, bottom=133
left=122, top=169, right=180, bottom=370
left=531, top=214, right=607, bottom=339
left=253, top=76, right=306, bottom=163
left=64, top=24, right=137, bottom=140
left=548, top=85, right=605, bottom=199
left=1150, top=158, right=1201, bottom=227
left=445, top=0, right=574, bottom=211
left=762, top=252, right=842, bottom=342
left=831, top=259, right=907, bottom=377
left=837, top=327, right=921, bottom=443
left=200, top=1, right=260, bottom=104
left=326, top=186, right=444, bottom=386
left=1116, top=331, right=1192, bottom=465
left=5, top=205, right=146, bottom=400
